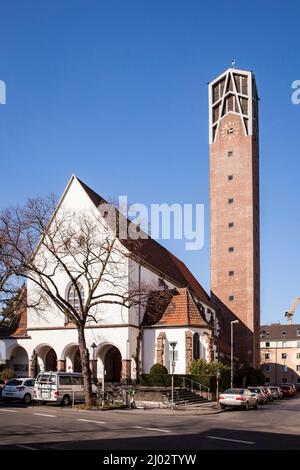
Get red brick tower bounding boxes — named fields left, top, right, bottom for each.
left=209, top=68, right=260, bottom=367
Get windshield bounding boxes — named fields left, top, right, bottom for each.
left=6, top=379, right=23, bottom=386
left=224, top=389, right=244, bottom=394
left=36, top=373, right=56, bottom=384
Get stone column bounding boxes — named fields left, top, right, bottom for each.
left=57, top=360, right=66, bottom=372
left=121, top=359, right=131, bottom=383
left=156, top=332, right=166, bottom=365
left=185, top=331, right=193, bottom=374
left=28, top=360, right=33, bottom=378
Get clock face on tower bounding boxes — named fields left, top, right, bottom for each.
left=221, top=121, right=240, bottom=141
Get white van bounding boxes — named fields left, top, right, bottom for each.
left=34, top=372, right=97, bottom=406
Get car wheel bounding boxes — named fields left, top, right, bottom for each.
left=23, top=393, right=31, bottom=405
left=220, top=404, right=226, bottom=410
left=254, top=401, right=258, bottom=409
left=244, top=401, right=249, bottom=410
left=62, top=394, right=71, bottom=406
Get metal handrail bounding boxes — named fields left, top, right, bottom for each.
left=179, top=376, right=210, bottom=394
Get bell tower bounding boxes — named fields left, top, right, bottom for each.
left=209, top=68, right=260, bottom=367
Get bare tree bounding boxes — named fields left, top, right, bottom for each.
left=0, top=196, right=151, bottom=406
left=0, top=232, right=21, bottom=326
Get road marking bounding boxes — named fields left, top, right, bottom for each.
left=33, top=413, right=56, bottom=418
left=17, top=445, right=38, bottom=450
left=0, top=409, right=17, bottom=413
left=206, top=435, right=255, bottom=445
left=134, top=426, right=171, bottom=434
left=77, top=419, right=106, bottom=424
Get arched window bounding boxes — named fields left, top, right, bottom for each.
left=193, top=332, right=200, bottom=360
left=67, top=283, right=85, bottom=312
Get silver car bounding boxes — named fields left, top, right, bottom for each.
left=219, top=388, right=258, bottom=410
left=248, top=386, right=268, bottom=404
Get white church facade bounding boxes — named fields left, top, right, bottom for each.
left=0, top=176, right=218, bottom=383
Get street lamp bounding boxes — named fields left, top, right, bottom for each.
left=90, top=342, right=97, bottom=383
left=230, top=320, right=239, bottom=389
left=169, top=341, right=177, bottom=410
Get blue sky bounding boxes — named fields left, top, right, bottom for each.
left=0, top=0, right=299, bottom=325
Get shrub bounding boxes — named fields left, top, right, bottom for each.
left=139, top=364, right=171, bottom=387
left=149, top=363, right=168, bottom=376
left=0, top=368, right=15, bottom=382
left=189, top=359, right=230, bottom=392
left=234, top=367, right=265, bottom=387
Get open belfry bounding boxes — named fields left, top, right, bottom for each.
left=209, top=67, right=260, bottom=367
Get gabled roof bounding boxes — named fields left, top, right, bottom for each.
left=260, top=323, right=300, bottom=341
left=142, top=288, right=211, bottom=328
left=76, top=177, right=213, bottom=307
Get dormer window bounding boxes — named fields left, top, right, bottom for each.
left=158, top=278, right=166, bottom=289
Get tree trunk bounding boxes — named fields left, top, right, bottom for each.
left=78, top=325, right=93, bottom=406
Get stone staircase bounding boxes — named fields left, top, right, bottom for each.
left=163, top=388, right=209, bottom=407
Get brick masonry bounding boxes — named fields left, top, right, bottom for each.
left=185, top=330, right=193, bottom=373
left=156, top=331, right=166, bottom=365
left=210, top=110, right=260, bottom=367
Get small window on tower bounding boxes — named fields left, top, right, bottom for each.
left=229, top=271, right=234, bottom=276
left=228, top=175, right=233, bottom=181
left=228, top=247, right=234, bottom=252
left=228, top=198, right=234, bottom=204
left=227, top=151, right=233, bottom=157
left=229, top=295, right=235, bottom=301
left=228, top=222, right=234, bottom=228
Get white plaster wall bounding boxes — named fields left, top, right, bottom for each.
left=1, top=325, right=132, bottom=362
left=143, top=327, right=212, bottom=374
left=27, top=176, right=130, bottom=329
left=143, top=328, right=186, bottom=374
left=0, top=340, right=6, bottom=364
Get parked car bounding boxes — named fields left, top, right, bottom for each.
left=219, top=388, right=258, bottom=410
left=262, top=386, right=273, bottom=401
left=282, top=383, right=296, bottom=395
left=248, top=386, right=268, bottom=404
left=34, top=372, right=97, bottom=406
left=2, top=378, right=35, bottom=404
left=0, top=379, right=5, bottom=397
left=268, top=386, right=282, bottom=400
left=280, top=385, right=295, bottom=397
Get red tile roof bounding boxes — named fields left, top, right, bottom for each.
left=78, top=178, right=212, bottom=307
left=142, top=288, right=211, bottom=328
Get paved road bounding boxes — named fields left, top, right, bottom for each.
left=0, top=395, right=300, bottom=450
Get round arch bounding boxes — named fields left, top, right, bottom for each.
left=97, top=343, right=122, bottom=383
left=34, top=343, right=58, bottom=373
left=61, top=343, right=82, bottom=373
left=7, top=345, right=29, bottom=377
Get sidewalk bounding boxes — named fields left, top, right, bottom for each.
left=110, top=400, right=222, bottom=416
